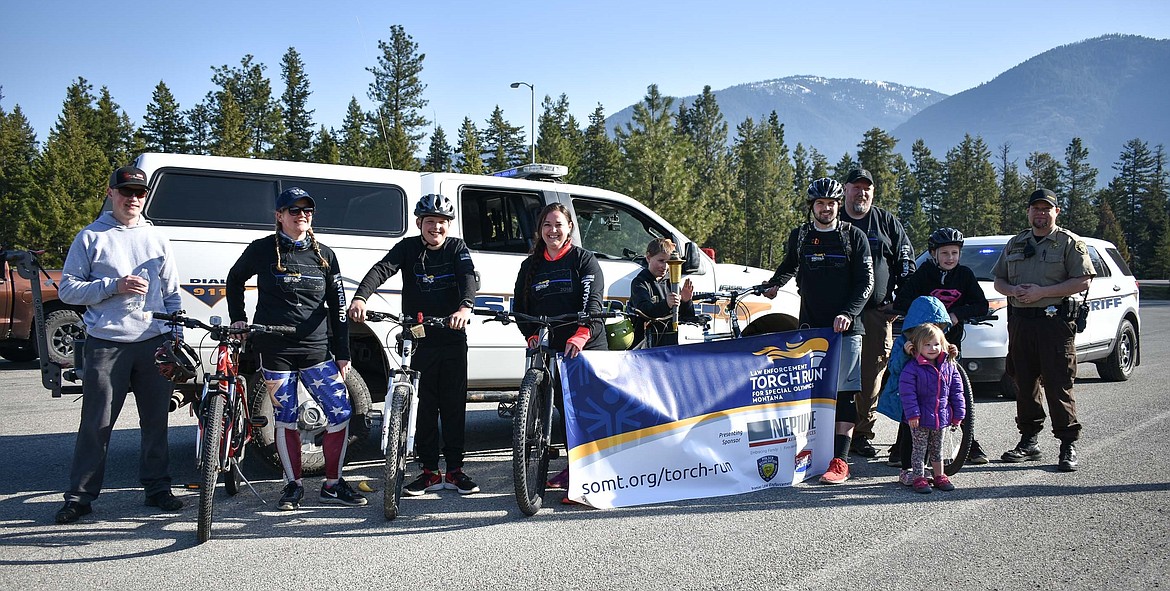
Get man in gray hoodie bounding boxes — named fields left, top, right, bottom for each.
left=54, top=165, right=185, bottom=524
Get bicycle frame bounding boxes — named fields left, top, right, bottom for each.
left=381, top=334, right=422, bottom=456
left=194, top=339, right=249, bottom=474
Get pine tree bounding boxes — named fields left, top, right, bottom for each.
left=338, top=98, right=370, bottom=167
left=1096, top=197, right=1131, bottom=264
left=731, top=115, right=795, bottom=267
left=275, top=47, right=314, bottom=162
left=211, top=55, right=284, bottom=157
left=212, top=90, right=250, bottom=158
left=679, top=86, right=738, bottom=261
left=942, top=134, right=999, bottom=236
left=894, top=155, right=930, bottom=249
left=535, top=94, right=582, bottom=174
left=1061, top=137, right=1098, bottom=236
left=366, top=24, right=428, bottom=171
left=810, top=148, right=830, bottom=180
left=792, top=143, right=811, bottom=199
left=831, top=153, right=857, bottom=181
left=25, top=103, right=108, bottom=263
left=1105, top=138, right=1156, bottom=272
left=910, top=139, right=946, bottom=228
left=455, top=117, right=485, bottom=175
left=855, top=127, right=901, bottom=209
left=614, top=85, right=699, bottom=242
left=423, top=125, right=453, bottom=172
left=93, top=87, right=135, bottom=169
left=185, top=102, right=213, bottom=155
left=140, top=81, right=190, bottom=154
left=481, top=106, right=527, bottom=172
left=310, top=126, right=340, bottom=164
left=577, top=104, right=620, bottom=190
left=995, top=143, right=1027, bottom=234
left=1024, top=151, right=1062, bottom=192
left=0, top=102, right=39, bottom=245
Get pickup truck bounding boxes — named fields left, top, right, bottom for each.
left=0, top=250, right=86, bottom=366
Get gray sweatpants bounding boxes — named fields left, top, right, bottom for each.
left=64, top=334, right=174, bottom=504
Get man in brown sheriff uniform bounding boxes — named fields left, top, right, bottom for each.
left=993, top=188, right=1094, bottom=471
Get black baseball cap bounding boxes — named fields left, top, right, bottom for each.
left=276, top=187, right=315, bottom=210
left=110, top=166, right=149, bottom=189
left=845, top=168, right=874, bottom=185
left=1028, top=188, right=1058, bottom=207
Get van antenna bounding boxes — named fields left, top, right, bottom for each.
left=356, top=16, right=394, bottom=169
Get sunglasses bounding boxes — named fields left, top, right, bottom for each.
left=284, top=206, right=315, bottom=216
left=117, top=187, right=147, bottom=199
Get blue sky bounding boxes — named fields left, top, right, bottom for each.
left=2, top=0, right=1169, bottom=146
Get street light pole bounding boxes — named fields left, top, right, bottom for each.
left=510, top=81, right=535, bottom=163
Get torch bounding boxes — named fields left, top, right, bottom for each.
left=667, top=251, right=684, bottom=332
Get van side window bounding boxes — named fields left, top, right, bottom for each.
left=460, top=189, right=542, bottom=253
left=143, top=171, right=406, bottom=236
left=572, top=197, right=666, bottom=260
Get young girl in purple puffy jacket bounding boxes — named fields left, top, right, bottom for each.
left=899, top=323, right=966, bottom=494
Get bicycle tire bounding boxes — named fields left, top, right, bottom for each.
left=198, top=393, right=225, bottom=544
left=224, top=389, right=246, bottom=496
left=941, top=366, right=976, bottom=476
left=513, top=367, right=550, bottom=516
left=383, top=385, right=410, bottom=520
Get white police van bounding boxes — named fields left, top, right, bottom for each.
left=918, top=235, right=1141, bottom=396
left=118, top=153, right=800, bottom=472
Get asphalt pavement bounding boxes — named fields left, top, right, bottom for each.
left=1, top=302, right=1167, bottom=590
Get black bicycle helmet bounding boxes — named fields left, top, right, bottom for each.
left=807, top=178, right=844, bottom=202
left=414, top=193, right=456, bottom=220
left=928, top=227, right=965, bottom=251
left=155, top=338, right=200, bottom=384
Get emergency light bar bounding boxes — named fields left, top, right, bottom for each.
left=490, top=163, right=568, bottom=181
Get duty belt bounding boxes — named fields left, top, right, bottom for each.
left=1009, top=306, right=1060, bottom=319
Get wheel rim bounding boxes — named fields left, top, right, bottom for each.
left=1119, top=328, right=1135, bottom=373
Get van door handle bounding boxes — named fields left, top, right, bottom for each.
left=1113, top=285, right=1121, bottom=291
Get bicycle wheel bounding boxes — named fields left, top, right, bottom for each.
left=941, top=366, right=976, bottom=476
left=198, top=393, right=225, bottom=544
left=383, top=384, right=410, bottom=520
left=224, top=389, right=246, bottom=496
left=513, top=367, right=550, bottom=516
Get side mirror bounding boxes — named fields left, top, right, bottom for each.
left=683, top=242, right=706, bottom=275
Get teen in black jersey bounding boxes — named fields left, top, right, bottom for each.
left=513, top=203, right=606, bottom=496
left=226, top=187, right=364, bottom=509
left=348, top=194, right=480, bottom=496
left=765, top=178, right=873, bottom=485
left=628, top=237, right=697, bottom=347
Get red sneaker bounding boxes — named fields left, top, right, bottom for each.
left=819, top=457, right=850, bottom=484
left=546, top=468, right=569, bottom=490
left=933, top=474, right=955, bottom=492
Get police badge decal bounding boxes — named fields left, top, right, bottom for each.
left=757, top=455, right=779, bottom=482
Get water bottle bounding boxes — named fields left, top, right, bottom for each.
left=125, top=267, right=149, bottom=321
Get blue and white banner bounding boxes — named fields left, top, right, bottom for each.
left=560, top=328, right=840, bottom=509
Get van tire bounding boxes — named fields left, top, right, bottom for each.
left=1096, top=319, right=1137, bottom=382
left=247, top=368, right=373, bottom=476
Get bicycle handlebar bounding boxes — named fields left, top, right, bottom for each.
left=691, top=283, right=772, bottom=304
left=472, top=308, right=618, bottom=327
left=152, top=311, right=295, bottom=337
left=364, top=310, right=449, bottom=327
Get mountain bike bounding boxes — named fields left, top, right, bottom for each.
left=153, top=311, right=292, bottom=543
left=473, top=308, right=618, bottom=516
left=363, top=310, right=449, bottom=520
left=689, top=283, right=773, bottom=341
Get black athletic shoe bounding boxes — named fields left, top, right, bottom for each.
left=967, top=440, right=989, bottom=465
left=320, top=478, right=367, bottom=506
left=144, top=490, right=184, bottom=511
left=278, top=481, right=304, bottom=510
left=851, top=439, right=878, bottom=458
left=444, top=469, right=481, bottom=495
left=1058, top=441, right=1078, bottom=472
left=55, top=501, right=92, bottom=524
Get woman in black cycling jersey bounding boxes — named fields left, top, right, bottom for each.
left=513, top=203, right=607, bottom=494
left=226, top=187, right=365, bottom=510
